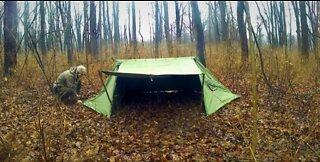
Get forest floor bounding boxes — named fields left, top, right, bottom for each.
left=0, top=52, right=319, bottom=161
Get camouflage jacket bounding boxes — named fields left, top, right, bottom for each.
left=53, top=67, right=80, bottom=93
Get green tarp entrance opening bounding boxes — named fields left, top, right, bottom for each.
left=83, top=57, right=239, bottom=118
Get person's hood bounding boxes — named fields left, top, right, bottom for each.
left=69, top=66, right=77, bottom=75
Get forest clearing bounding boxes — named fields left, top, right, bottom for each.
left=0, top=1, right=320, bottom=161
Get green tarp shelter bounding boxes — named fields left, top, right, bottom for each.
left=83, top=57, right=239, bottom=118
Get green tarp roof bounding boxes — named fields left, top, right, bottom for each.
left=116, top=57, right=203, bottom=75
left=83, top=57, right=239, bottom=118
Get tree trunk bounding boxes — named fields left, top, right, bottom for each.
left=280, top=1, right=287, bottom=56
left=300, top=1, right=309, bottom=58
left=175, top=1, right=182, bottom=43
left=219, top=1, right=228, bottom=42
left=214, top=2, right=220, bottom=43
left=40, top=1, right=47, bottom=63
left=127, top=3, right=131, bottom=44
left=132, top=1, right=137, bottom=54
left=155, top=1, right=160, bottom=58
left=83, top=1, right=90, bottom=54
left=102, top=2, right=107, bottom=41
left=292, top=1, right=301, bottom=51
left=316, top=1, right=320, bottom=62
left=90, top=1, right=99, bottom=58
left=47, top=2, right=54, bottom=51
left=66, top=1, right=73, bottom=64
left=191, top=1, right=206, bottom=67
left=3, top=1, right=17, bottom=76
left=106, top=2, right=113, bottom=45
left=237, top=1, right=248, bottom=63
left=55, top=2, right=63, bottom=52
left=75, top=10, right=82, bottom=52
left=138, top=10, right=144, bottom=46
left=113, top=1, right=120, bottom=55
left=164, top=1, right=173, bottom=56
left=208, top=2, right=213, bottom=55
left=23, top=1, right=29, bottom=52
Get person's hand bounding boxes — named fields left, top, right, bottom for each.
left=77, top=100, right=82, bottom=104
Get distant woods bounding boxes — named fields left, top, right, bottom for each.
left=1, top=1, right=320, bottom=76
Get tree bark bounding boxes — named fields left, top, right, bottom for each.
left=191, top=1, right=206, bottom=67
left=300, top=1, right=309, bottom=58
left=219, top=1, right=228, bottom=42
left=132, top=1, right=137, bottom=54
left=164, top=1, right=173, bottom=56
left=23, top=1, right=30, bottom=52
left=66, top=1, right=73, bottom=64
left=113, top=1, right=120, bottom=55
left=3, top=1, right=17, bottom=76
left=83, top=1, right=90, bottom=54
left=75, top=10, right=82, bottom=52
left=292, top=1, right=301, bottom=51
left=90, top=1, right=99, bottom=58
left=155, top=1, right=160, bottom=58
left=40, top=1, right=47, bottom=63
left=237, top=1, right=248, bottom=63
left=175, top=1, right=182, bottom=43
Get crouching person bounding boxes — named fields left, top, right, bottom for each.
left=52, top=65, right=87, bottom=105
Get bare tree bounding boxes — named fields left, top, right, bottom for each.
left=292, top=1, right=301, bottom=51
left=132, top=1, right=137, bottom=54
left=127, top=2, right=131, bottom=44
left=40, top=1, right=47, bottom=63
left=191, top=1, right=206, bottom=66
left=219, top=1, right=228, bottom=42
left=175, top=1, right=183, bottom=43
left=90, top=1, right=98, bottom=58
left=106, top=2, right=113, bottom=45
left=66, top=1, right=73, bottom=64
left=237, top=1, right=248, bottom=63
left=155, top=1, right=160, bottom=58
left=188, top=2, right=193, bottom=43
left=300, top=1, right=309, bottom=58
left=23, top=1, right=30, bottom=53
left=3, top=1, right=18, bottom=76
left=74, top=10, right=82, bottom=51
left=102, top=2, right=107, bottom=41
left=256, top=2, right=272, bottom=45
left=113, top=1, right=120, bottom=55
left=47, top=2, right=55, bottom=51
left=138, top=10, right=144, bottom=46
left=317, top=1, right=320, bottom=62
left=83, top=1, right=90, bottom=54
left=164, top=1, right=173, bottom=56
left=306, top=2, right=317, bottom=55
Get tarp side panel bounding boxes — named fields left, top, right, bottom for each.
left=83, top=76, right=117, bottom=118
left=196, top=58, right=240, bottom=115
left=202, top=81, right=239, bottom=115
